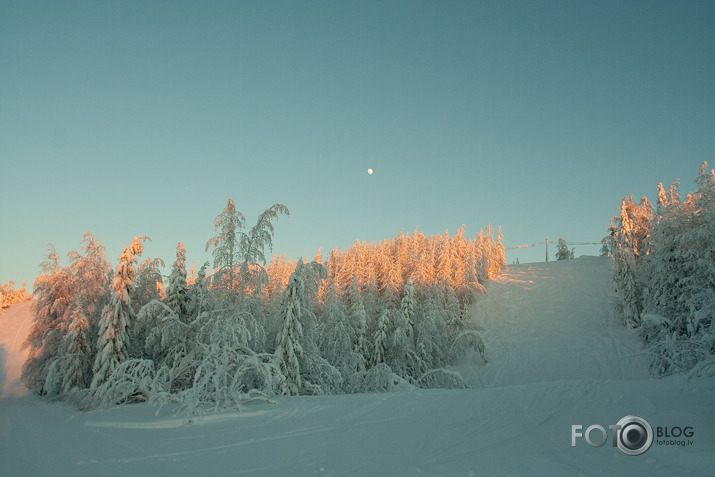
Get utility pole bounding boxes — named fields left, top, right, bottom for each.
left=545, top=237, right=549, bottom=262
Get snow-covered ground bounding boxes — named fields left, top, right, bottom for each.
left=1, top=257, right=713, bottom=476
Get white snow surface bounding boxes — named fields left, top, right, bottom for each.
left=1, top=257, right=713, bottom=476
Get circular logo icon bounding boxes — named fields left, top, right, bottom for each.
left=615, top=415, right=653, bottom=456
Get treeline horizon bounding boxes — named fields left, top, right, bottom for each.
left=24, top=223, right=506, bottom=309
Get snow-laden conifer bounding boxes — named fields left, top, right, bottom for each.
left=206, top=199, right=245, bottom=295
left=24, top=233, right=111, bottom=395
left=23, top=246, right=72, bottom=393
left=416, top=294, right=449, bottom=370
left=132, top=256, right=164, bottom=310
left=400, top=278, right=416, bottom=341
left=345, top=277, right=368, bottom=365
left=610, top=196, right=652, bottom=327
left=274, top=261, right=341, bottom=395
left=556, top=237, right=571, bottom=261
left=239, top=203, right=290, bottom=297
left=388, top=279, right=423, bottom=381
left=185, top=261, right=211, bottom=320
left=206, top=199, right=288, bottom=299
left=57, top=305, right=92, bottom=393
left=274, top=263, right=305, bottom=395
left=91, top=236, right=147, bottom=389
left=165, top=242, right=188, bottom=317
left=318, top=300, right=365, bottom=389
left=370, top=309, right=390, bottom=367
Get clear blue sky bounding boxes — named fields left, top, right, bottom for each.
left=1, top=0, right=713, bottom=287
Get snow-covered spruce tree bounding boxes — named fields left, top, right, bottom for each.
left=274, top=263, right=305, bottom=395
left=415, top=296, right=448, bottom=372
left=318, top=299, right=364, bottom=389
left=442, top=287, right=464, bottom=336
left=238, top=203, right=290, bottom=298
left=133, top=300, right=181, bottom=361
left=600, top=236, right=611, bottom=257
left=451, top=302, right=471, bottom=337
left=484, top=224, right=507, bottom=279
left=49, top=304, right=93, bottom=394
left=473, top=230, right=490, bottom=283
left=400, top=278, right=416, bottom=341
left=680, top=162, right=715, bottom=341
left=67, top=233, right=112, bottom=334
left=185, top=261, right=211, bottom=320
left=640, top=182, right=687, bottom=342
left=58, top=234, right=113, bottom=394
left=459, top=252, right=486, bottom=303
left=131, top=256, right=164, bottom=310
left=206, top=198, right=245, bottom=296
left=387, top=278, right=423, bottom=381
left=556, top=237, right=571, bottom=260
left=435, top=231, right=454, bottom=286
left=610, top=195, right=652, bottom=327
left=345, top=276, right=368, bottom=366
left=274, top=261, right=341, bottom=395
left=24, top=234, right=112, bottom=395
left=23, top=246, right=73, bottom=393
left=361, top=272, right=381, bottom=323
left=165, top=242, right=189, bottom=317
left=133, top=262, right=212, bottom=385
left=206, top=199, right=288, bottom=301
left=91, top=236, right=147, bottom=389
left=370, top=309, right=391, bottom=367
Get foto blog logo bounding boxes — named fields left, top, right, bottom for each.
left=571, top=415, right=695, bottom=456
left=571, top=415, right=654, bottom=456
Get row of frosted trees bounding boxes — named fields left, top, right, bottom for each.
left=0, top=280, right=32, bottom=309
left=607, top=162, right=715, bottom=376
left=23, top=200, right=504, bottom=412
left=263, top=224, right=506, bottom=308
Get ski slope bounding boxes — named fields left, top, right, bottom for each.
left=464, top=256, right=649, bottom=387
left=0, top=300, right=33, bottom=399
left=1, top=257, right=713, bottom=476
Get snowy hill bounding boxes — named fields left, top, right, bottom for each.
left=0, top=300, right=33, bottom=399
left=464, top=256, right=649, bottom=387
left=1, top=257, right=713, bottom=476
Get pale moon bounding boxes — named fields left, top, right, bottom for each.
left=367, top=168, right=373, bottom=175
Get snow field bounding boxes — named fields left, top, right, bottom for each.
left=1, top=257, right=713, bottom=476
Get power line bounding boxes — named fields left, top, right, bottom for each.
left=505, top=238, right=601, bottom=262
left=505, top=240, right=600, bottom=250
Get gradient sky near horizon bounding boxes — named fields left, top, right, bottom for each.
left=1, top=0, right=714, bottom=287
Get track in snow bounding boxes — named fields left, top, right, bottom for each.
left=458, top=256, right=649, bottom=388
